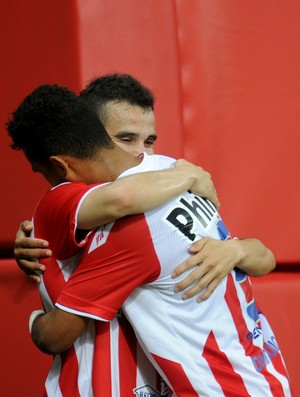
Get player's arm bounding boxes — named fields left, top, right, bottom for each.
left=30, top=308, right=88, bottom=355
left=77, top=159, right=220, bottom=229
left=15, top=159, right=219, bottom=278
left=29, top=218, right=155, bottom=355
left=172, top=237, right=275, bottom=302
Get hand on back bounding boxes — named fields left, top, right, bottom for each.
left=14, top=220, right=51, bottom=283
left=176, top=159, right=220, bottom=209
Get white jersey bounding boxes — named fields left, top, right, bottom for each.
left=53, top=154, right=292, bottom=397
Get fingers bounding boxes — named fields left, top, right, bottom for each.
left=171, top=257, right=200, bottom=278
left=174, top=265, right=211, bottom=296
left=17, top=258, right=46, bottom=273
left=173, top=238, right=237, bottom=302
left=15, top=220, right=34, bottom=241
left=198, top=173, right=220, bottom=210
left=14, top=239, right=51, bottom=272
left=20, top=220, right=34, bottom=233
left=195, top=279, right=220, bottom=302
left=173, top=267, right=205, bottom=292
left=172, top=241, right=209, bottom=277
left=15, top=251, right=49, bottom=282
left=209, top=189, right=220, bottom=210
left=204, top=182, right=220, bottom=210
left=28, top=273, right=42, bottom=284
left=15, top=221, right=49, bottom=254
left=14, top=221, right=50, bottom=283
left=187, top=238, right=208, bottom=254
left=14, top=246, right=51, bottom=261
left=17, top=259, right=44, bottom=284
left=15, top=237, right=49, bottom=250
left=175, top=270, right=222, bottom=302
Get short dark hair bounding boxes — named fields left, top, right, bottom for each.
left=6, top=84, right=114, bottom=164
left=80, top=73, right=155, bottom=123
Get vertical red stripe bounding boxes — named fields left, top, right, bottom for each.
left=225, top=274, right=286, bottom=396
left=93, top=322, right=112, bottom=397
left=151, top=353, right=199, bottom=397
left=238, top=278, right=287, bottom=376
left=59, top=347, right=81, bottom=397
left=118, top=314, right=138, bottom=395
left=238, top=275, right=253, bottom=300
left=238, top=276, right=291, bottom=387
left=203, top=331, right=251, bottom=396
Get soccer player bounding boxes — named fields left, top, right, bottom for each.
left=14, top=74, right=274, bottom=301
left=7, top=83, right=220, bottom=397
left=7, top=85, right=291, bottom=396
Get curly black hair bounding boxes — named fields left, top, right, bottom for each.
left=80, top=73, right=155, bottom=123
left=6, top=84, right=114, bottom=164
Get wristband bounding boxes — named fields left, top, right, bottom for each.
left=29, top=309, right=45, bottom=334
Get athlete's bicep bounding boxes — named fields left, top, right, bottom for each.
left=57, top=216, right=161, bottom=320
left=77, top=182, right=124, bottom=229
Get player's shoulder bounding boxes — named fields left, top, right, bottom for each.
left=35, top=181, right=95, bottom=213
left=140, top=153, right=176, bottom=171
left=49, top=181, right=86, bottom=193
left=48, top=181, right=97, bottom=198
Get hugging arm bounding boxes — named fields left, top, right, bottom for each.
left=15, top=159, right=219, bottom=281
left=30, top=308, right=88, bottom=355
left=173, top=237, right=275, bottom=302
left=76, top=159, right=219, bottom=229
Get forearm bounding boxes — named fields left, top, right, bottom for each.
left=79, top=160, right=218, bottom=229
left=30, top=308, right=88, bottom=355
left=118, top=166, right=198, bottom=213
left=233, top=238, right=276, bottom=276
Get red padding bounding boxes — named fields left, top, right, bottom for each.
left=252, top=272, right=300, bottom=395
left=0, top=259, right=51, bottom=396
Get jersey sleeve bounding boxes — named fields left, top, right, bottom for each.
left=33, top=182, right=102, bottom=260
left=56, top=214, right=161, bottom=320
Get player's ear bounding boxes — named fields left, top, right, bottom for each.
left=49, top=155, right=69, bottom=179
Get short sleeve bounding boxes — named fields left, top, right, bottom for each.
left=33, top=182, right=100, bottom=259
left=56, top=214, right=161, bottom=320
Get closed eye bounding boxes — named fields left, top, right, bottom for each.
left=144, top=135, right=157, bottom=147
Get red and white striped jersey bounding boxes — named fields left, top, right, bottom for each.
left=37, top=256, right=165, bottom=397
left=33, top=153, right=292, bottom=396
left=32, top=157, right=172, bottom=397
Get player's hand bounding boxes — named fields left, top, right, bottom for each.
left=14, top=220, right=51, bottom=283
left=176, top=159, right=220, bottom=209
left=172, top=238, right=242, bottom=302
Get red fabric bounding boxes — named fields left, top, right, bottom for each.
left=252, top=273, right=300, bottom=396
left=33, top=182, right=96, bottom=259
left=0, top=0, right=81, bottom=249
left=203, top=331, right=251, bottom=397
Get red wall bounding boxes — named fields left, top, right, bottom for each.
left=0, top=0, right=81, bottom=249
left=1, top=0, right=299, bottom=262
left=175, top=1, right=300, bottom=263
left=0, top=260, right=51, bottom=397
left=0, top=1, right=299, bottom=396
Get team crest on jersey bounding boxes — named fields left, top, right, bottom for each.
left=133, top=384, right=162, bottom=397
left=88, top=223, right=114, bottom=253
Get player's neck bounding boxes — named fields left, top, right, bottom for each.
left=80, top=146, right=142, bottom=184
